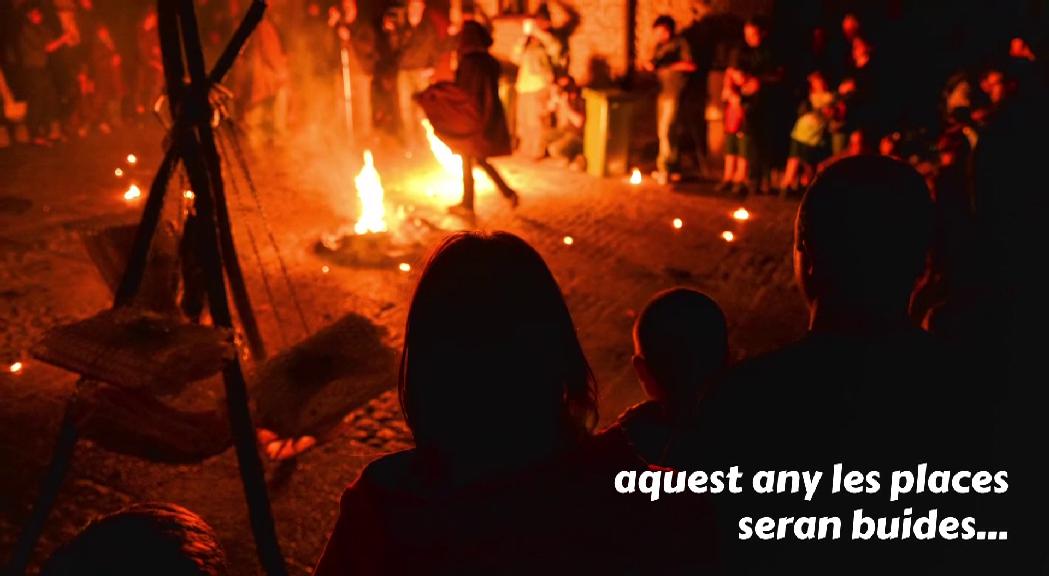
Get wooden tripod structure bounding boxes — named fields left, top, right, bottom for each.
left=3, top=1, right=287, bottom=574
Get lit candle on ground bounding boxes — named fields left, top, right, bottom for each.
left=123, top=184, right=142, bottom=201
left=721, top=230, right=735, bottom=242
left=126, top=153, right=138, bottom=165
left=9, top=361, right=23, bottom=374
left=732, top=207, right=750, bottom=221
left=184, top=190, right=195, bottom=200
left=321, top=265, right=330, bottom=274
left=672, top=218, right=684, bottom=230
left=114, top=168, right=124, bottom=177
left=629, top=169, right=642, bottom=185
left=398, top=263, right=411, bottom=272
left=563, top=235, right=575, bottom=246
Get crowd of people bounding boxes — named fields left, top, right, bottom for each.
left=38, top=145, right=1048, bottom=573
left=4, top=0, right=1048, bottom=572
left=647, top=1, right=1046, bottom=196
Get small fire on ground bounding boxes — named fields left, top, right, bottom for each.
left=353, top=150, right=388, bottom=235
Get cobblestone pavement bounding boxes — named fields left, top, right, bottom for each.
left=0, top=127, right=806, bottom=574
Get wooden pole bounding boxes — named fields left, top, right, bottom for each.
left=160, top=0, right=285, bottom=573
left=175, top=0, right=266, bottom=360
left=2, top=394, right=80, bottom=576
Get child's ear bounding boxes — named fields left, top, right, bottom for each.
left=632, top=354, right=663, bottom=401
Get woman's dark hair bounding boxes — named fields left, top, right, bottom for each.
left=458, top=20, right=492, bottom=54
left=399, top=231, right=597, bottom=459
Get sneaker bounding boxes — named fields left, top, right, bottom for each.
left=715, top=180, right=733, bottom=193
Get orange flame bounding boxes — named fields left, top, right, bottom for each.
left=420, top=119, right=492, bottom=203
left=630, top=168, right=642, bottom=185
left=354, top=150, right=387, bottom=235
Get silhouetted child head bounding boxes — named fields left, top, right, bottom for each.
left=632, top=288, right=727, bottom=413
left=653, top=15, right=676, bottom=43
left=743, top=16, right=769, bottom=48
left=796, top=155, right=933, bottom=315
left=43, top=502, right=227, bottom=576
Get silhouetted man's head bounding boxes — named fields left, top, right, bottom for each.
left=632, top=288, right=727, bottom=410
left=795, top=156, right=933, bottom=318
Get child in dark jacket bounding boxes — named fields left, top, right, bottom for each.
left=601, top=288, right=728, bottom=468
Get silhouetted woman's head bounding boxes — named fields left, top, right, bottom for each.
left=458, top=21, right=492, bottom=55
left=400, top=232, right=597, bottom=465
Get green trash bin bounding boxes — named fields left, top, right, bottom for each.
left=583, top=88, right=636, bottom=177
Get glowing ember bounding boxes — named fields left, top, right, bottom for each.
left=398, top=262, right=411, bottom=272
left=563, top=235, right=575, bottom=245
left=420, top=119, right=492, bottom=203
left=630, top=168, right=642, bottom=185
left=672, top=218, right=684, bottom=229
left=123, top=184, right=142, bottom=201
left=126, top=153, right=138, bottom=165
left=8, top=361, right=22, bottom=374
left=353, top=150, right=388, bottom=235
left=732, top=207, right=750, bottom=221
left=721, top=230, right=735, bottom=242
left=184, top=190, right=195, bottom=200
left=114, top=168, right=124, bottom=177
left=321, top=265, right=331, bottom=274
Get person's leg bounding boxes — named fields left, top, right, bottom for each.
left=718, top=133, right=737, bottom=191
left=514, top=90, right=527, bottom=154
left=351, top=73, right=373, bottom=142
left=733, top=134, right=749, bottom=183
left=517, top=89, right=546, bottom=159
left=781, top=153, right=799, bottom=191
left=477, top=158, right=519, bottom=206
left=460, top=155, right=475, bottom=211
left=656, top=92, right=675, bottom=177
left=25, top=72, right=50, bottom=141
left=397, top=70, right=416, bottom=148
left=547, top=129, right=569, bottom=161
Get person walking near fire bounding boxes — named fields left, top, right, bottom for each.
left=417, top=21, right=519, bottom=217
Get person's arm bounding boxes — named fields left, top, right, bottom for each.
left=530, top=26, right=561, bottom=60
left=668, top=37, right=696, bottom=72
left=549, top=0, right=580, bottom=37
left=45, top=32, right=70, bottom=54
left=566, top=98, right=584, bottom=129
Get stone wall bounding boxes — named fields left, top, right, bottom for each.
left=474, top=0, right=774, bottom=83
